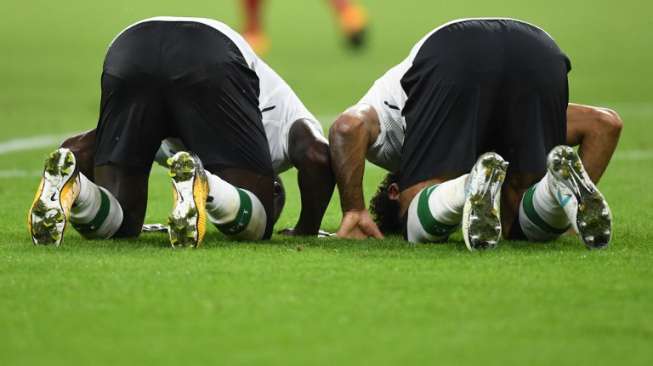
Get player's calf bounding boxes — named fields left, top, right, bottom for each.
left=406, top=174, right=467, bottom=244
left=205, top=171, right=267, bottom=241
left=518, top=146, right=612, bottom=248
left=406, top=153, right=508, bottom=251
left=70, top=174, right=123, bottom=240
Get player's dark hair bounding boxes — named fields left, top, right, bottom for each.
left=369, top=172, right=402, bottom=234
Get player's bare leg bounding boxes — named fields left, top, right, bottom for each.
left=93, top=165, right=148, bottom=239
left=241, top=0, right=270, bottom=55
left=404, top=175, right=467, bottom=244
left=60, top=129, right=96, bottom=180
left=403, top=153, right=508, bottom=251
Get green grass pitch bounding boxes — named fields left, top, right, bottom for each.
left=1, top=0, right=652, bottom=365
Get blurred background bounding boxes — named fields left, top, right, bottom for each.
left=1, top=0, right=651, bottom=138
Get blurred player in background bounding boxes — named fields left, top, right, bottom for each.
left=241, top=0, right=369, bottom=55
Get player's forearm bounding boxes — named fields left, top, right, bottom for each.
left=329, top=113, right=371, bottom=212
left=566, top=103, right=623, bottom=183
left=288, top=120, right=336, bottom=235
left=294, top=163, right=335, bottom=235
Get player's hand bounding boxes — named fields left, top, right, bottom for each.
left=336, top=210, right=384, bottom=239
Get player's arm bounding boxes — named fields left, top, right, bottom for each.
left=60, top=129, right=97, bottom=180
left=286, top=119, right=335, bottom=236
left=328, top=104, right=383, bottom=239
left=566, top=103, right=623, bottom=183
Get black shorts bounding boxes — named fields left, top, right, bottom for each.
left=95, top=20, right=273, bottom=176
left=399, top=19, right=570, bottom=190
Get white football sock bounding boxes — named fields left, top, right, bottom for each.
left=406, top=174, right=467, bottom=243
left=519, top=173, right=571, bottom=241
left=205, top=172, right=267, bottom=240
left=70, top=173, right=123, bottom=239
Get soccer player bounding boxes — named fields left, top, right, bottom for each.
left=28, top=16, right=334, bottom=247
left=241, top=0, right=369, bottom=54
left=329, top=18, right=623, bottom=250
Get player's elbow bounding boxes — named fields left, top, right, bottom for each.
left=288, top=119, right=331, bottom=169
left=329, top=112, right=366, bottom=142
left=305, top=138, right=331, bottom=167
left=595, top=108, right=624, bottom=138
left=292, top=137, right=331, bottom=170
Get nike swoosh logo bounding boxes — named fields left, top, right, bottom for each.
left=50, top=192, right=57, bottom=202
left=384, top=101, right=400, bottom=110
left=557, top=192, right=572, bottom=207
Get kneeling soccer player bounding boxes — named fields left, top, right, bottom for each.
left=329, top=18, right=623, bottom=250
left=28, top=16, right=333, bottom=247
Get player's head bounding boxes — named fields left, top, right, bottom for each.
left=272, top=175, right=286, bottom=223
left=369, top=172, right=403, bottom=234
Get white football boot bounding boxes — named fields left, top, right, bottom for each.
left=167, top=152, right=208, bottom=248
left=462, top=152, right=509, bottom=251
left=546, top=145, right=612, bottom=249
left=28, top=148, right=80, bottom=246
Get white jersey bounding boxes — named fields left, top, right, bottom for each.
left=120, top=17, right=324, bottom=174
left=359, top=18, right=549, bottom=172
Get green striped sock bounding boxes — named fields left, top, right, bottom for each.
left=520, top=184, right=570, bottom=240
left=416, top=185, right=459, bottom=238
left=71, top=187, right=123, bottom=239
left=215, top=188, right=253, bottom=236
